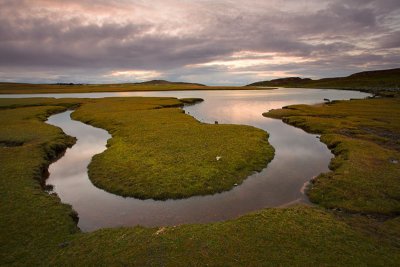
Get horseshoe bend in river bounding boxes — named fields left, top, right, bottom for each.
left=6, top=88, right=370, bottom=231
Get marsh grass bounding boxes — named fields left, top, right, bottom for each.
left=1, top=97, right=400, bottom=266
left=0, top=104, right=79, bottom=265
left=71, top=97, right=273, bottom=199
left=264, top=98, right=400, bottom=215
left=50, top=206, right=400, bottom=266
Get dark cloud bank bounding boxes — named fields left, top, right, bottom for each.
left=0, top=0, right=399, bottom=85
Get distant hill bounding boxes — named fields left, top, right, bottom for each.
left=248, top=77, right=313, bottom=87
left=135, top=80, right=205, bottom=86
left=246, top=68, right=400, bottom=93
left=0, top=81, right=242, bottom=94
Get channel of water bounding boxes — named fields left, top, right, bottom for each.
left=3, top=88, right=370, bottom=231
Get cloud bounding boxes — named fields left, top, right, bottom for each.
left=107, top=70, right=162, bottom=80
left=0, top=0, right=399, bottom=84
left=378, top=31, right=400, bottom=48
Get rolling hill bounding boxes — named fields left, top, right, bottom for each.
left=247, top=68, right=400, bottom=93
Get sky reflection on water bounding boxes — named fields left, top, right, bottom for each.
left=22, top=88, right=370, bottom=231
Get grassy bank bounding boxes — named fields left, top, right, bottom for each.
left=264, top=98, right=400, bottom=216
left=71, top=97, right=273, bottom=199
left=50, top=206, right=400, bottom=266
left=0, top=82, right=274, bottom=94
left=0, top=104, right=80, bottom=265
left=2, top=97, right=400, bottom=266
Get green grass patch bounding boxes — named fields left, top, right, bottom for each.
left=264, top=98, right=400, bottom=215
left=0, top=105, right=79, bottom=266
left=71, top=97, right=273, bottom=199
left=50, top=206, right=400, bottom=266
left=1, top=97, right=400, bottom=265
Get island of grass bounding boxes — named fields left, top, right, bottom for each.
left=1, top=95, right=400, bottom=266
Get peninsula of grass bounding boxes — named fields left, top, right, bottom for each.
left=264, top=97, right=400, bottom=216
left=0, top=96, right=273, bottom=199
left=71, top=97, right=273, bottom=199
left=1, top=97, right=400, bottom=266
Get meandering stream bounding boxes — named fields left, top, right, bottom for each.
left=3, top=88, right=370, bottom=231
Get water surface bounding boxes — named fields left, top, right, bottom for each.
left=5, top=88, right=370, bottom=231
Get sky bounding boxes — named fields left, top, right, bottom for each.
left=0, top=0, right=399, bottom=85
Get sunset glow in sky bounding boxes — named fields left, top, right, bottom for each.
left=1, top=0, right=399, bottom=85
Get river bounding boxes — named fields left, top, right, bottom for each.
left=3, top=88, right=370, bottom=231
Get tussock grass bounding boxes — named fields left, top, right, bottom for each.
left=0, top=105, right=79, bottom=265
left=264, top=98, right=400, bottom=215
left=50, top=206, right=400, bottom=266
left=71, top=97, right=273, bottom=199
left=1, top=97, right=400, bottom=266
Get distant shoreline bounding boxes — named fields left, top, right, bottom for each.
left=0, top=83, right=277, bottom=94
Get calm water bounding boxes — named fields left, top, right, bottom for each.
left=4, top=88, right=370, bottom=231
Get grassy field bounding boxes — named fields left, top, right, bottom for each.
left=264, top=98, right=400, bottom=215
left=1, top=96, right=400, bottom=266
left=0, top=82, right=274, bottom=94
left=72, top=97, right=273, bottom=199
left=50, top=206, right=400, bottom=266
left=0, top=104, right=80, bottom=266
